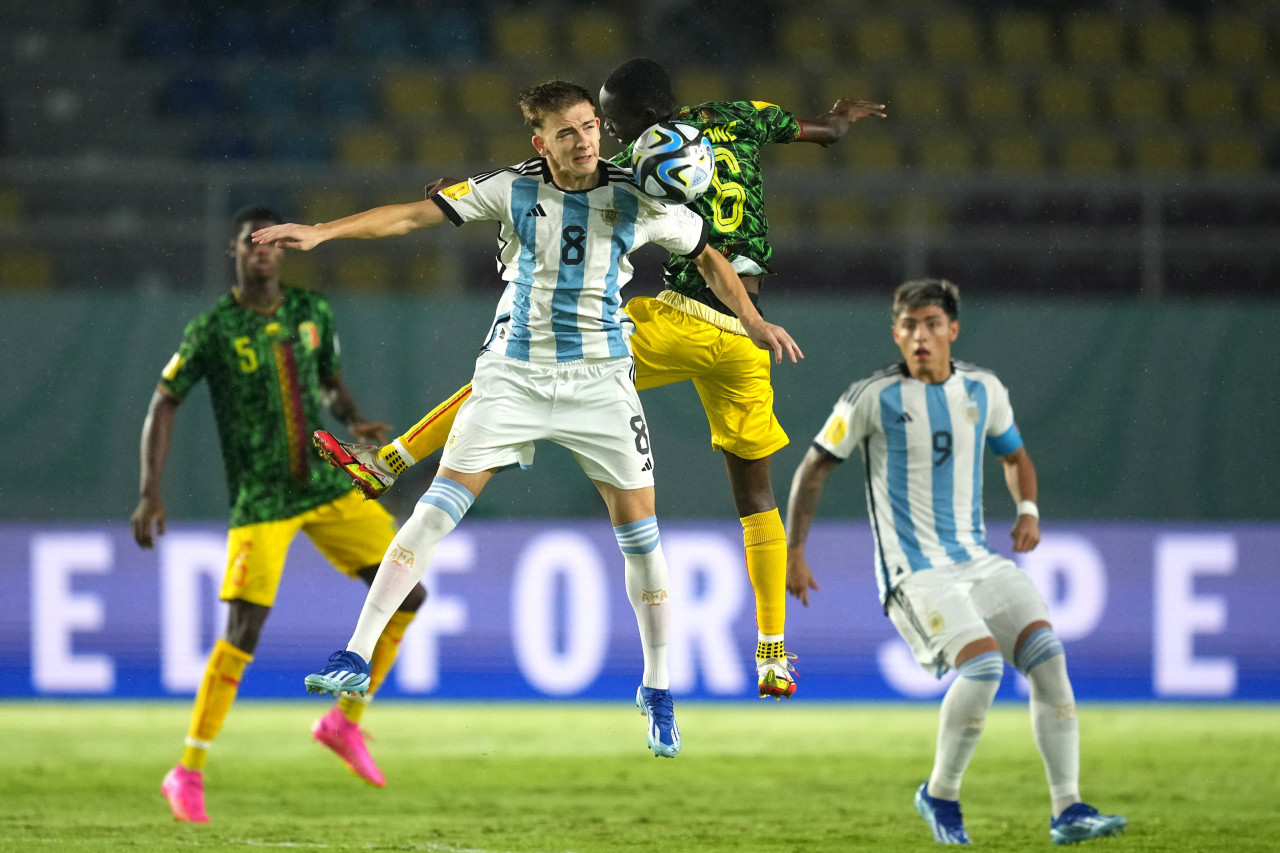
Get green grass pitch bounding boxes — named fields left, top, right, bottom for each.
left=3, top=701, right=1277, bottom=852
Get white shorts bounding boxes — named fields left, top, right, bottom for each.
left=441, top=352, right=656, bottom=490
left=886, top=552, right=1050, bottom=677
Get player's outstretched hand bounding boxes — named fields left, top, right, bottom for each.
left=252, top=223, right=322, bottom=251
left=829, top=98, right=887, bottom=123
left=786, top=549, right=820, bottom=607
left=1010, top=515, right=1040, bottom=553
left=130, top=495, right=166, bottom=549
left=744, top=318, right=804, bottom=364
left=349, top=419, right=392, bottom=446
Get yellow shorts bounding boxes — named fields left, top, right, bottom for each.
left=626, top=292, right=788, bottom=460
left=221, top=489, right=398, bottom=607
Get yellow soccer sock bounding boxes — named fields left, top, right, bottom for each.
left=742, top=509, right=787, bottom=648
left=338, top=610, right=416, bottom=724
left=180, top=639, right=253, bottom=770
left=391, top=383, right=474, bottom=466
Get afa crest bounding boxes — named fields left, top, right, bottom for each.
left=600, top=207, right=620, bottom=227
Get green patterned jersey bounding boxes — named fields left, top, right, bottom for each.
left=157, top=285, right=352, bottom=527
left=615, top=100, right=801, bottom=301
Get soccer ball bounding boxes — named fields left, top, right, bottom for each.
left=630, top=121, right=715, bottom=205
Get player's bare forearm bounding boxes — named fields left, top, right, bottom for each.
left=1001, top=446, right=1038, bottom=506
left=133, top=390, right=178, bottom=548
left=253, top=201, right=443, bottom=250
left=786, top=448, right=837, bottom=550
left=796, top=99, right=888, bottom=146
left=693, top=248, right=803, bottom=363
left=322, top=376, right=390, bottom=445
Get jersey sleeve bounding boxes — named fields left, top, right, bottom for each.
left=813, top=381, right=875, bottom=461
left=747, top=101, right=802, bottom=145
left=157, top=314, right=211, bottom=401
left=984, top=376, right=1024, bottom=456
left=312, top=294, right=340, bottom=381
left=430, top=172, right=509, bottom=226
left=642, top=201, right=709, bottom=259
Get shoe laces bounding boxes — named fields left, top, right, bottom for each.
left=325, top=650, right=367, bottom=672
left=644, top=690, right=675, bottom=731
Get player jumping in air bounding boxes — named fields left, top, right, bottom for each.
left=254, top=81, right=801, bottom=758
left=312, top=57, right=884, bottom=700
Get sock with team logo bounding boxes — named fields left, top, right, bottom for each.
left=928, top=651, right=1004, bottom=800
left=615, top=516, right=670, bottom=690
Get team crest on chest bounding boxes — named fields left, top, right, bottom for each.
left=599, top=207, right=620, bottom=227
left=965, top=396, right=981, bottom=423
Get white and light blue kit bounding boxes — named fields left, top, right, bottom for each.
left=813, top=361, right=1051, bottom=673
left=431, top=158, right=709, bottom=488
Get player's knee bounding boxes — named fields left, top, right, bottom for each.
left=957, top=650, right=1004, bottom=683
left=613, top=515, right=661, bottom=556
left=1014, top=626, right=1065, bottom=675
left=222, top=600, right=270, bottom=654
left=403, top=477, right=475, bottom=545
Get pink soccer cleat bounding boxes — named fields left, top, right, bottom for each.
left=161, top=765, right=209, bottom=823
left=312, top=707, right=386, bottom=787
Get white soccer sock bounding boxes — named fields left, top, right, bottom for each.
left=346, top=478, right=472, bottom=660
left=1026, top=652, right=1081, bottom=817
left=928, top=651, right=1004, bottom=801
left=615, top=517, right=670, bottom=690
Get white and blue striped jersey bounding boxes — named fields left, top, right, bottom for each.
left=813, top=361, right=1025, bottom=603
left=432, top=158, right=709, bottom=363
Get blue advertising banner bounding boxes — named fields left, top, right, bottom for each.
left=2, top=521, right=1275, bottom=700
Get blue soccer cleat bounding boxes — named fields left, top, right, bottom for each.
left=1050, top=803, right=1127, bottom=845
left=915, top=782, right=972, bottom=844
left=304, top=650, right=371, bottom=697
left=635, top=686, right=681, bottom=758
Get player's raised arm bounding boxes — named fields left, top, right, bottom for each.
left=690, top=245, right=803, bottom=365
left=797, top=98, right=888, bottom=147
left=252, top=199, right=446, bottom=251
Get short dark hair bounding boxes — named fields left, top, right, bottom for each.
left=602, top=57, right=679, bottom=116
left=231, top=205, right=282, bottom=238
left=892, top=278, right=960, bottom=321
left=517, top=81, right=596, bottom=130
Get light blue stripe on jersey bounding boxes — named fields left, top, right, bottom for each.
left=418, top=477, right=475, bottom=524
left=926, top=384, right=970, bottom=564
left=987, top=424, right=1023, bottom=456
left=614, top=516, right=661, bottom=555
left=880, top=383, right=929, bottom=571
left=506, top=178, right=541, bottom=361
left=552, top=193, right=590, bottom=361
left=601, top=187, right=639, bottom=358
left=964, top=378, right=991, bottom=549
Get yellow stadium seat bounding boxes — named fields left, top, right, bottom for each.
left=492, top=10, right=553, bottom=63
left=413, top=133, right=471, bottom=171
left=992, top=10, right=1054, bottom=67
left=1137, top=14, right=1196, bottom=71
left=336, top=129, right=399, bottom=167
left=0, top=249, right=53, bottom=290
left=815, top=197, right=874, bottom=233
left=457, top=70, right=513, bottom=121
left=301, top=190, right=360, bottom=224
left=333, top=247, right=393, bottom=292
left=964, top=74, right=1024, bottom=124
left=985, top=132, right=1045, bottom=173
left=1207, top=15, right=1269, bottom=68
left=382, top=69, right=446, bottom=124
left=1183, top=76, right=1244, bottom=124
left=1109, top=74, right=1170, bottom=125
left=852, top=16, right=912, bottom=66
left=915, top=132, right=975, bottom=174
left=1131, top=133, right=1191, bottom=174
left=1256, top=79, right=1280, bottom=123
left=844, top=130, right=902, bottom=172
left=922, top=12, right=982, bottom=67
left=0, top=185, right=25, bottom=223
left=487, top=134, right=538, bottom=167
left=1202, top=135, right=1264, bottom=173
left=742, top=68, right=806, bottom=114
left=1065, top=14, right=1126, bottom=67
left=779, top=15, right=838, bottom=64
left=890, top=195, right=949, bottom=234
left=1059, top=132, right=1121, bottom=173
left=567, top=10, right=627, bottom=63
left=819, top=75, right=882, bottom=113
left=891, top=72, right=951, bottom=124
left=673, top=68, right=732, bottom=106
left=1036, top=73, right=1097, bottom=124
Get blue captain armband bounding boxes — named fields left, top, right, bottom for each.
left=987, top=425, right=1023, bottom=457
